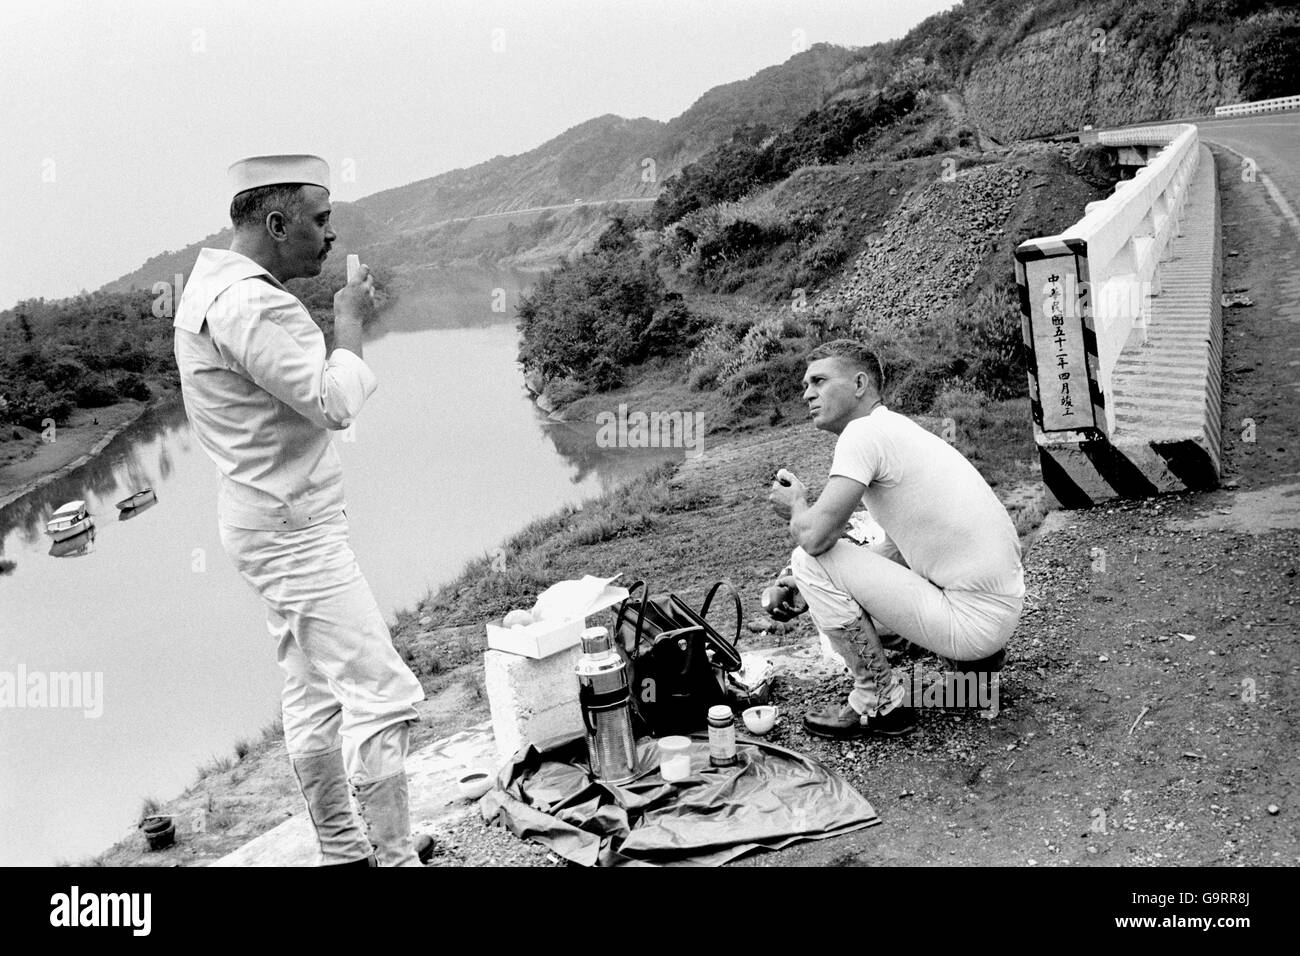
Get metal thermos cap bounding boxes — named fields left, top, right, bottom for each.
left=581, top=626, right=611, bottom=655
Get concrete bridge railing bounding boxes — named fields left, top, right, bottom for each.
left=1016, top=124, right=1199, bottom=435
left=1014, top=123, right=1223, bottom=506
left=1214, top=94, right=1300, bottom=118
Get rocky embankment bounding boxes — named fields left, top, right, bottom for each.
left=815, top=142, right=1113, bottom=333
left=817, top=160, right=1027, bottom=329
left=964, top=14, right=1242, bottom=140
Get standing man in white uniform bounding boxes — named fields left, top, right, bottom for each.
left=173, top=155, right=425, bottom=866
left=766, top=340, right=1024, bottom=739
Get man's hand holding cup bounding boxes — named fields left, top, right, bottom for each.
left=334, top=257, right=376, bottom=325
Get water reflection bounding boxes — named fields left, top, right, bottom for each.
left=539, top=418, right=680, bottom=490
left=369, top=266, right=541, bottom=339
left=49, top=526, right=96, bottom=558
left=0, top=401, right=188, bottom=554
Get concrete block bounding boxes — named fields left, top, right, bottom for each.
left=484, top=646, right=584, bottom=763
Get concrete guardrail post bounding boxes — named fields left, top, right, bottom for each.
left=1015, top=123, right=1222, bottom=506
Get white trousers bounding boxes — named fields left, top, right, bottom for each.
left=790, top=541, right=1023, bottom=661
left=219, top=511, right=424, bottom=785
left=790, top=540, right=1022, bottom=714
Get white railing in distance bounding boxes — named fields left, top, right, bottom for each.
left=1214, top=94, right=1300, bottom=118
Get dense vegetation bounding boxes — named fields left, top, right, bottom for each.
left=515, top=218, right=704, bottom=397
left=0, top=290, right=170, bottom=430
left=649, top=89, right=919, bottom=229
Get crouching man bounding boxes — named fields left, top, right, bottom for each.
left=766, top=340, right=1024, bottom=738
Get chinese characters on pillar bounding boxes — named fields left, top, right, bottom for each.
left=1046, top=272, right=1074, bottom=420
left=1023, top=256, right=1097, bottom=432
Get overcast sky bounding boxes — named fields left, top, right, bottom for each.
left=0, top=0, right=956, bottom=308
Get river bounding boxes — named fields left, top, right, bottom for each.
left=0, top=267, right=681, bottom=865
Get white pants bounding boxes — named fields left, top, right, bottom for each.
left=219, top=511, right=424, bottom=785
left=790, top=540, right=1022, bottom=713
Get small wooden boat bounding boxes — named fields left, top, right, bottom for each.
left=45, top=500, right=94, bottom=542
left=115, top=488, right=156, bottom=511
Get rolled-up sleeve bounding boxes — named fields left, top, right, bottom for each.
left=212, top=282, right=378, bottom=431
left=321, top=347, right=378, bottom=428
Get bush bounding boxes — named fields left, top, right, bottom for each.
left=46, top=357, right=90, bottom=393
left=792, top=226, right=855, bottom=288
left=545, top=376, right=588, bottom=406
left=954, top=286, right=1027, bottom=400
left=686, top=325, right=741, bottom=391
left=115, top=372, right=152, bottom=402
left=1237, top=17, right=1300, bottom=102
left=0, top=380, right=74, bottom=429
left=643, top=297, right=707, bottom=357
left=517, top=219, right=703, bottom=393
left=884, top=361, right=948, bottom=412
left=75, top=376, right=120, bottom=408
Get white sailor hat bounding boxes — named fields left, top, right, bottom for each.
left=228, top=154, right=330, bottom=199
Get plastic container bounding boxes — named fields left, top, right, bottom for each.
left=658, top=735, right=692, bottom=782
left=707, top=705, right=737, bottom=767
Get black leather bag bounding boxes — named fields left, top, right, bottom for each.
left=613, top=581, right=744, bottom=738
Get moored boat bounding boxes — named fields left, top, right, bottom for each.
left=45, top=501, right=94, bottom=542
left=115, top=488, right=156, bottom=511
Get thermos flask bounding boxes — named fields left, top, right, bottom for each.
left=575, top=625, right=639, bottom=784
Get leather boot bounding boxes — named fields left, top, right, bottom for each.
left=290, top=749, right=374, bottom=866
left=353, top=771, right=421, bottom=867
left=803, top=701, right=918, bottom=739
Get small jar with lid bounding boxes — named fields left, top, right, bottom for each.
left=707, top=704, right=738, bottom=767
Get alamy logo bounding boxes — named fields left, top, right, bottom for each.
left=49, top=886, right=151, bottom=936
left=595, top=403, right=705, bottom=458
left=899, top=663, right=999, bottom=715
left=0, top=665, right=103, bottom=718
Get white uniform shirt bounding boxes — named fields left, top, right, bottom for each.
left=173, top=248, right=377, bottom=531
left=829, top=405, right=1025, bottom=598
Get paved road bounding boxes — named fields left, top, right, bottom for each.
left=1195, top=113, right=1300, bottom=241
left=437, top=196, right=657, bottom=228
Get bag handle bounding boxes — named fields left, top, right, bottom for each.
left=699, top=580, right=743, bottom=646
left=614, top=579, right=650, bottom=658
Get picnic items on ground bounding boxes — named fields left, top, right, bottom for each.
left=575, top=626, right=639, bottom=785
left=478, top=573, right=882, bottom=866
left=484, top=576, right=632, bottom=762
left=707, top=705, right=738, bottom=767
left=741, top=704, right=778, bottom=735
left=486, top=575, right=630, bottom=659
left=612, top=580, right=747, bottom=737
left=657, top=735, right=692, bottom=781
left=481, top=732, right=881, bottom=866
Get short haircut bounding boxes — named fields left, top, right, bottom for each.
left=805, top=339, right=884, bottom=394
left=229, top=183, right=308, bottom=230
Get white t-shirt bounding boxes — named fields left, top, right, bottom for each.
left=829, top=406, right=1024, bottom=597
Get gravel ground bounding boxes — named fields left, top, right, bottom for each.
left=421, top=808, right=563, bottom=868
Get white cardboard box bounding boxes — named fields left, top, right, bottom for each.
left=485, top=616, right=585, bottom=659
left=485, top=588, right=629, bottom=659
